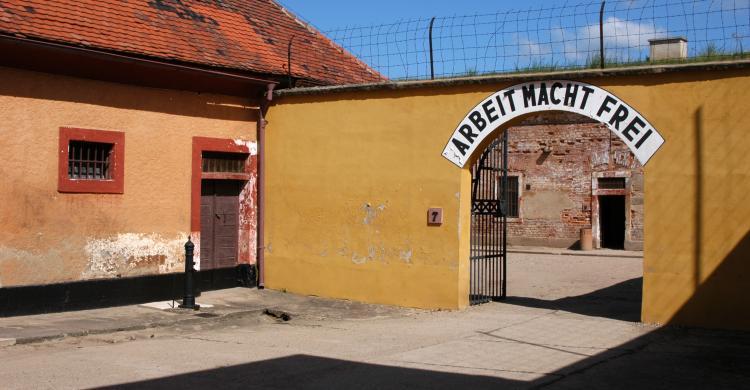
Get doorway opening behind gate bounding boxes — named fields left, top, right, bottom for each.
left=468, top=112, right=644, bottom=316
left=599, top=195, right=626, bottom=249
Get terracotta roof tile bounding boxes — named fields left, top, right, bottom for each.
left=0, top=0, right=384, bottom=85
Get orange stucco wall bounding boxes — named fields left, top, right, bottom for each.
left=0, top=66, right=259, bottom=287
left=266, top=65, right=750, bottom=330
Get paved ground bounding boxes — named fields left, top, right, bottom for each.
left=0, top=251, right=749, bottom=389
left=508, top=246, right=643, bottom=258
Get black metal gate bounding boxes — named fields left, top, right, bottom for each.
left=470, top=131, right=508, bottom=305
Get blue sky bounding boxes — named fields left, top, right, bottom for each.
left=276, top=1, right=750, bottom=80
left=276, top=0, right=556, bottom=31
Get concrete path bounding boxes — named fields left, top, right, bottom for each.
left=508, top=246, right=643, bottom=258
left=0, top=285, right=408, bottom=346
left=0, top=252, right=748, bottom=389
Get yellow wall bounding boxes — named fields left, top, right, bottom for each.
left=267, top=67, right=750, bottom=329
left=264, top=89, right=474, bottom=308
left=0, top=66, right=258, bottom=286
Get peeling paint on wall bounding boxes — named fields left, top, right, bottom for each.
left=399, top=249, right=413, bottom=263
left=238, top=166, right=258, bottom=265
left=82, top=233, right=188, bottom=279
left=362, top=202, right=387, bottom=225
left=191, top=231, right=202, bottom=270
left=351, top=253, right=368, bottom=265
left=351, top=246, right=382, bottom=265
left=0, top=67, right=260, bottom=289
left=591, top=150, right=610, bottom=166
left=233, top=139, right=258, bottom=155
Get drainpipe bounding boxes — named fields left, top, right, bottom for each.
left=257, top=83, right=275, bottom=289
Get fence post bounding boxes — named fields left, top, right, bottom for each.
left=429, top=17, right=436, bottom=80
left=599, top=1, right=606, bottom=69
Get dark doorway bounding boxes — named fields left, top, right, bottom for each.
left=599, top=195, right=625, bottom=249
left=200, top=180, right=242, bottom=289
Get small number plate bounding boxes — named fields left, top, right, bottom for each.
left=427, top=208, right=443, bottom=225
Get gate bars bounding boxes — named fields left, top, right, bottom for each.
left=469, top=131, right=508, bottom=305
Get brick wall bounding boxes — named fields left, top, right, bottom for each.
left=500, top=112, right=644, bottom=249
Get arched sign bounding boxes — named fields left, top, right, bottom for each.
left=442, top=80, right=665, bottom=167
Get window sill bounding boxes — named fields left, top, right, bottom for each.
left=58, top=179, right=123, bottom=194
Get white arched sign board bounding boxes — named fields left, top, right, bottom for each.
left=442, top=80, right=665, bottom=167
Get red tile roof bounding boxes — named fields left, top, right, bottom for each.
left=0, top=0, right=384, bottom=85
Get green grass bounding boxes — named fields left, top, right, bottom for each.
left=435, top=44, right=749, bottom=80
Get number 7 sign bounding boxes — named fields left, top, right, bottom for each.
left=427, top=208, right=443, bottom=225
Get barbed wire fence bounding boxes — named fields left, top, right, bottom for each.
left=318, top=0, right=749, bottom=81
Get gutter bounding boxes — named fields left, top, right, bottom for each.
left=257, top=84, right=275, bottom=289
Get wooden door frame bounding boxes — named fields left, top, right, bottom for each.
left=191, top=137, right=257, bottom=270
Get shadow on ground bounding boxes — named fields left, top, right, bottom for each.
left=91, top=278, right=750, bottom=390
left=93, top=269, right=750, bottom=389
left=95, top=324, right=750, bottom=390
left=503, top=277, right=643, bottom=322
left=96, top=354, right=520, bottom=389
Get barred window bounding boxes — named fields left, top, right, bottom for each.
left=58, top=127, right=124, bottom=194
left=500, top=176, right=520, bottom=218
left=202, top=152, right=246, bottom=173
left=598, top=177, right=626, bottom=189
left=68, top=141, right=113, bottom=180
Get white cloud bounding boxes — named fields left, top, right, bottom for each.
left=516, top=35, right=551, bottom=57
left=554, top=17, right=665, bottom=62
left=599, top=16, right=664, bottom=48
left=509, top=16, right=666, bottom=67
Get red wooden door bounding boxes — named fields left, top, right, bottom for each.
left=200, top=180, right=241, bottom=270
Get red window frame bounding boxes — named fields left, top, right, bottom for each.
left=58, top=127, right=125, bottom=194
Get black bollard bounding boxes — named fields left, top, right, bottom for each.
left=178, top=237, right=200, bottom=310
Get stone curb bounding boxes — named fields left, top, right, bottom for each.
left=3, top=308, right=267, bottom=348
